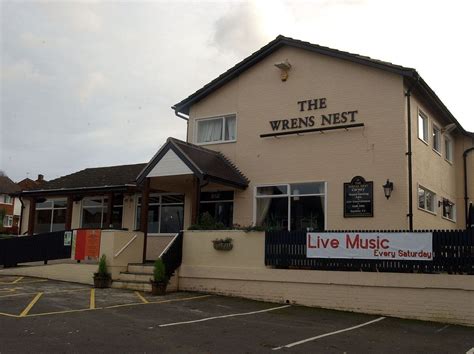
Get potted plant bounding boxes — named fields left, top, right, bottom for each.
left=212, top=237, right=233, bottom=251
left=93, top=254, right=111, bottom=288
left=150, top=258, right=169, bottom=296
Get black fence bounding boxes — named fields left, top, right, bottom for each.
left=160, top=231, right=183, bottom=279
left=265, top=229, right=474, bottom=274
left=0, top=231, right=72, bottom=267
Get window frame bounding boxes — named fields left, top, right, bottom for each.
left=417, top=185, right=437, bottom=215
left=432, top=124, right=441, bottom=154
left=441, top=198, right=456, bottom=222
left=35, top=198, right=67, bottom=233
left=80, top=196, right=124, bottom=229
left=135, top=193, right=184, bottom=235
left=444, top=135, right=453, bottom=163
left=195, top=114, right=237, bottom=145
left=417, top=110, right=429, bottom=144
left=254, top=181, right=327, bottom=231
left=0, top=194, right=13, bottom=205
left=3, top=215, right=13, bottom=228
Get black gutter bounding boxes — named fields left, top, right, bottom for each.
left=464, top=147, right=474, bottom=228
left=18, top=185, right=136, bottom=197
left=405, top=75, right=419, bottom=231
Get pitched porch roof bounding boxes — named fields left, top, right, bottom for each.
left=136, top=138, right=249, bottom=189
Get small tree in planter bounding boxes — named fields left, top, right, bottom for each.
left=93, top=254, right=112, bottom=288
left=150, top=258, right=168, bottom=296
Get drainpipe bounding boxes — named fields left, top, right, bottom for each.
left=174, top=109, right=190, bottom=142
left=405, top=74, right=420, bottom=231
left=18, top=196, right=25, bottom=236
left=464, top=147, right=474, bottom=228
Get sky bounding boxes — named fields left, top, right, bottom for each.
left=1, top=0, right=473, bottom=182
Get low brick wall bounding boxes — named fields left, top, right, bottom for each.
left=179, top=231, right=474, bottom=326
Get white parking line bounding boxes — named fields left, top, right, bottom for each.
left=159, top=304, right=291, bottom=327
left=466, top=347, right=474, bottom=354
left=272, top=316, right=386, bottom=351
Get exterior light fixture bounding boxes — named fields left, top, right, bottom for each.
left=382, top=179, right=394, bottom=199
left=274, top=59, right=291, bottom=81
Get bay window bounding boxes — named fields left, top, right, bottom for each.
left=196, top=115, right=236, bottom=144
left=255, top=182, right=326, bottom=231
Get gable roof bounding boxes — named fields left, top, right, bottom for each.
left=137, top=138, right=249, bottom=189
left=20, top=163, right=147, bottom=195
left=0, top=176, right=20, bottom=194
left=173, top=35, right=472, bottom=136
left=18, top=178, right=47, bottom=191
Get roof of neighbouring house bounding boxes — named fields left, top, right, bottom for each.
left=172, top=34, right=472, bottom=136
left=0, top=175, right=21, bottom=194
left=136, top=137, right=249, bottom=189
left=17, top=178, right=46, bottom=191
left=20, top=163, right=147, bottom=195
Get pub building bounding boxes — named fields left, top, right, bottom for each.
left=18, top=35, right=474, bottom=259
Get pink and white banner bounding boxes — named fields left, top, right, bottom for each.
left=307, top=232, right=433, bottom=260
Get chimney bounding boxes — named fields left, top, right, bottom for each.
left=37, top=174, right=44, bottom=182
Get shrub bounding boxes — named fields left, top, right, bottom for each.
left=97, top=254, right=108, bottom=276
left=188, top=212, right=227, bottom=230
left=153, top=258, right=167, bottom=283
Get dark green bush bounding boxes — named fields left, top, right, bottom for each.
left=153, top=258, right=167, bottom=283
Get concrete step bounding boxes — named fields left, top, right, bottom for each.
left=118, top=272, right=153, bottom=283
left=112, top=280, right=152, bottom=292
left=127, top=264, right=154, bottom=274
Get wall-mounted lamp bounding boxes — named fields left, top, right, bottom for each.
left=274, top=59, right=291, bottom=81
left=382, top=179, right=394, bottom=199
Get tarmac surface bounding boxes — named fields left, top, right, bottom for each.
left=0, top=275, right=473, bottom=353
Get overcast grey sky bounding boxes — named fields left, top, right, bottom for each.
left=1, top=0, right=473, bottom=182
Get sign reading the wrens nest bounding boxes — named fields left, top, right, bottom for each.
left=344, top=176, right=373, bottom=217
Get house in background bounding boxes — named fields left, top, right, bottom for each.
left=0, top=175, right=21, bottom=235
left=18, top=174, right=47, bottom=191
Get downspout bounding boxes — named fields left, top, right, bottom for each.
left=405, top=74, right=419, bottom=231
left=18, top=196, right=25, bottom=236
left=463, top=147, right=474, bottom=228
left=174, top=109, right=190, bottom=142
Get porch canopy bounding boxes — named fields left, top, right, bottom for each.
left=136, top=137, right=249, bottom=242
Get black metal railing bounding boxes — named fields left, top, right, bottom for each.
left=265, top=229, right=474, bottom=274
left=160, top=231, right=183, bottom=279
left=0, top=231, right=72, bottom=267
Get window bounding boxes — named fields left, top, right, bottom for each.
left=136, top=194, right=184, bottom=234
left=418, top=111, right=429, bottom=143
left=418, top=186, right=436, bottom=213
left=3, top=215, right=13, bottom=228
left=196, top=115, right=236, bottom=144
left=432, top=125, right=441, bottom=153
left=441, top=198, right=456, bottom=221
left=81, top=195, right=123, bottom=229
left=255, top=182, right=326, bottom=231
left=445, top=136, right=453, bottom=162
left=35, top=199, right=67, bottom=233
left=0, top=194, right=12, bottom=204
left=200, top=191, right=234, bottom=227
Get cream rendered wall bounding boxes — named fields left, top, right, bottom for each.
left=188, top=46, right=408, bottom=230
left=20, top=199, right=30, bottom=235
left=410, top=95, right=473, bottom=229
left=180, top=231, right=474, bottom=326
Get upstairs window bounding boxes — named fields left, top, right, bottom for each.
left=441, top=198, right=456, bottom=221
left=445, top=136, right=453, bottom=162
left=432, top=125, right=441, bottom=153
left=0, top=194, right=12, bottom=204
left=3, top=215, right=13, bottom=228
left=196, top=115, right=236, bottom=144
left=418, top=111, right=428, bottom=143
left=418, top=186, right=436, bottom=213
